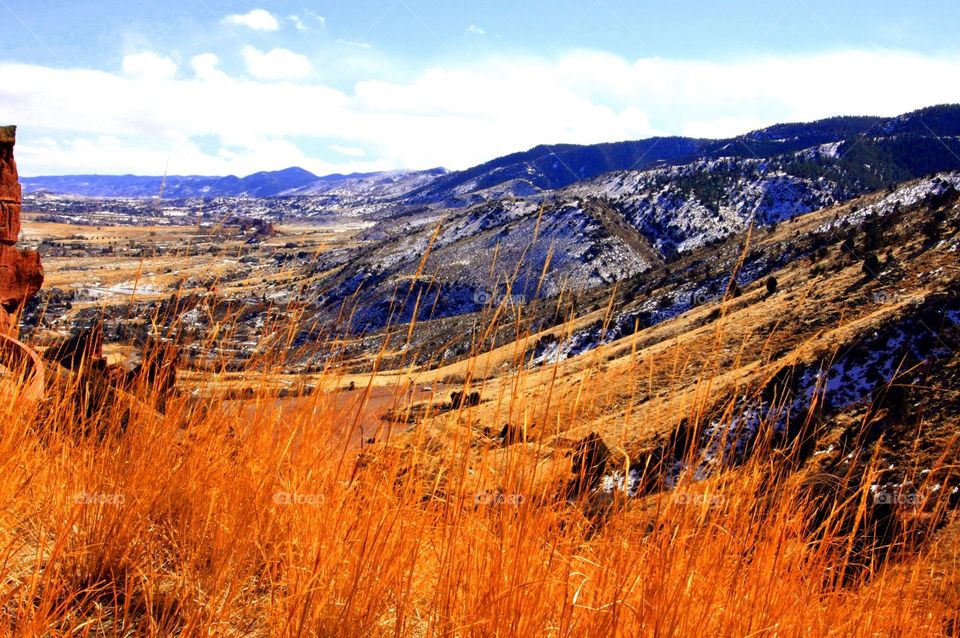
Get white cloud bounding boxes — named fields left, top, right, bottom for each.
left=682, top=116, right=771, bottom=139
left=121, top=52, right=177, bottom=81
left=241, top=46, right=313, bottom=81
left=289, top=15, right=306, bottom=31
left=305, top=10, right=326, bottom=28
left=14, top=134, right=368, bottom=178
left=190, top=53, right=226, bottom=82
left=222, top=9, right=280, bottom=31
left=336, top=40, right=372, bottom=49
left=2, top=48, right=960, bottom=176
left=466, top=24, right=486, bottom=36
left=329, top=145, right=366, bottom=157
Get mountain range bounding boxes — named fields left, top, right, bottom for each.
left=21, top=105, right=960, bottom=203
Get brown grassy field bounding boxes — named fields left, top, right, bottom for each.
left=2, top=200, right=959, bottom=636
left=19, top=220, right=357, bottom=325
left=1, top=315, right=958, bottom=635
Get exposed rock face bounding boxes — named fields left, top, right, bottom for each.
left=565, top=432, right=612, bottom=499
left=0, top=126, right=43, bottom=327
left=0, top=247, right=43, bottom=315
left=450, top=390, right=481, bottom=409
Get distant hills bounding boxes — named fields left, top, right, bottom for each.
left=20, top=104, right=960, bottom=202
left=20, top=166, right=448, bottom=199
left=21, top=166, right=317, bottom=198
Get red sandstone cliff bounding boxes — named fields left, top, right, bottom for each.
left=0, top=125, right=43, bottom=329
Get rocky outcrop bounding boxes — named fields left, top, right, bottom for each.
left=122, top=338, right=180, bottom=412
left=0, top=126, right=45, bottom=402
left=0, top=126, right=43, bottom=328
left=450, top=390, right=480, bottom=409
left=565, top=432, right=612, bottom=499
left=47, top=325, right=105, bottom=371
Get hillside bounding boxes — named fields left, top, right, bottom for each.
left=21, top=167, right=446, bottom=200
left=399, top=104, right=960, bottom=206
left=6, top=165, right=960, bottom=635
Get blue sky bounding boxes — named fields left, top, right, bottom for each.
left=1, top=0, right=959, bottom=176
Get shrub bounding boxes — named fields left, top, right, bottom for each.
left=862, top=253, right=883, bottom=279
left=765, top=276, right=778, bottom=296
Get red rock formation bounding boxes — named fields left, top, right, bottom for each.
left=0, top=125, right=43, bottom=329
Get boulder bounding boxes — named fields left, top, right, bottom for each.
left=497, top=422, right=527, bottom=445
left=450, top=390, right=481, bottom=409
left=47, top=326, right=105, bottom=371
left=125, top=339, right=180, bottom=411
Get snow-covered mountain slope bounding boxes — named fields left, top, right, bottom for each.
left=396, top=104, right=960, bottom=207
left=304, top=197, right=659, bottom=330
left=566, top=156, right=843, bottom=254
left=280, top=168, right=447, bottom=198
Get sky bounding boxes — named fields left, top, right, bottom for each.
left=1, top=0, right=959, bottom=177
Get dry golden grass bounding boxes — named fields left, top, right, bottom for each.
left=0, top=294, right=957, bottom=637
left=4, top=196, right=959, bottom=636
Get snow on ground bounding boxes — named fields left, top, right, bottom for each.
left=817, top=172, right=960, bottom=233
